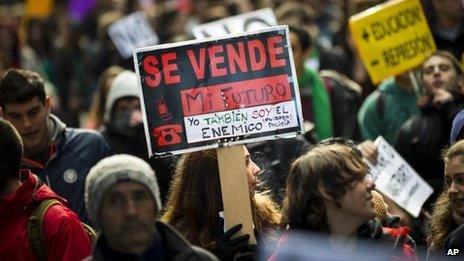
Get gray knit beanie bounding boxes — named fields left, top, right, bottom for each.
left=85, top=154, right=161, bottom=229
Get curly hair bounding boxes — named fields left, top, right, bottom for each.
left=161, top=148, right=280, bottom=250
left=281, top=143, right=369, bottom=232
left=428, top=140, right=464, bottom=250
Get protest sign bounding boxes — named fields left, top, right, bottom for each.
left=349, top=0, right=436, bottom=84
left=108, top=11, right=159, bottom=59
left=367, top=136, right=433, bottom=217
left=217, top=146, right=256, bottom=244
left=133, top=26, right=303, bottom=156
left=192, top=8, right=277, bottom=39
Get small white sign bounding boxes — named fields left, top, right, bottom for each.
left=108, top=11, right=159, bottom=58
left=184, top=101, right=298, bottom=143
left=192, top=8, right=277, bottom=39
left=367, top=136, right=433, bottom=217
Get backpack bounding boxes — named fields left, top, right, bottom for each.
left=27, top=199, right=98, bottom=261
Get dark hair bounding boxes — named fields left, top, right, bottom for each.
left=0, top=119, right=23, bottom=184
left=281, top=143, right=369, bottom=231
left=0, top=68, right=46, bottom=109
left=288, top=24, right=312, bottom=52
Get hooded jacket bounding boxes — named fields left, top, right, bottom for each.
left=0, top=170, right=92, bottom=261
left=22, top=114, right=110, bottom=224
left=88, top=221, right=218, bottom=261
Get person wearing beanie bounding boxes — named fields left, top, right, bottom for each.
left=100, top=69, right=176, bottom=204
left=83, top=154, right=218, bottom=261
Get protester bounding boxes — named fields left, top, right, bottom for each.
left=428, top=139, right=464, bottom=258
left=0, top=118, right=92, bottom=261
left=278, top=139, right=417, bottom=259
left=0, top=68, right=110, bottom=223
left=100, top=69, right=176, bottom=203
left=424, top=0, right=464, bottom=59
left=86, top=65, right=124, bottom=129
left=162, top=146, right=280, bottom=260
left=84, top=154, right=217, bottom=260
left=395, top=50, right=464, bottom=207
left=358, top=72, right=420, bottom=144
left=288, top=24, right=333, bottom=141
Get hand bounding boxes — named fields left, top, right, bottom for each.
left=214, top=224, right=250, bottom=261
left=432, top=88, right=453, bottom=107
left=357, top=140, right=378, bottom=164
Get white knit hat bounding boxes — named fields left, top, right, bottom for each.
left=104, top=70, right=140, bottom=122
left=84, top=154, right=161, bottom=230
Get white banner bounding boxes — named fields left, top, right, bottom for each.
left=192, top=8, right=277, bottom=39
left=184, top=101, right=298, bottom=143
left=108, top=11, right=159, bottom=58
left=367, top=136, right=433, bottom=217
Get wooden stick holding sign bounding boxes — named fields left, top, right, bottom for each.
left=217, top=145, right=256, bottom=245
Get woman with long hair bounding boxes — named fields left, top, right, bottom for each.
left=428, top=139, right=464, bottom=257
left=162, top=146, right=280, bottom=259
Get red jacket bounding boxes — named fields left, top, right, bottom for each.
left=0, top=170, right=92, bottom=261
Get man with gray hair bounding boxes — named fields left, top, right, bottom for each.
left=84, top=154, right=217, bottom=260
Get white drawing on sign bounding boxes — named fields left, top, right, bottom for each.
left=386, top=164, right=413, bottom=196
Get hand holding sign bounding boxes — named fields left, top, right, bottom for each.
left=366, top=136, right=433, bottom=217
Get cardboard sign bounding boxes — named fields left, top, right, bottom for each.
left=349, top=0, right=436, bottom=84
left=217, top=146, right=256, bottom=245
left=367, top=137, right=433, bottom=217
left=133, top=26, right=303, bottom=156
left=192, top=8, right=277, bottom=39
left=108, top=11, right=159, bottom=59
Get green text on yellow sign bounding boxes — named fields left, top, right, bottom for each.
left=349, top=0, right=436, bottom=84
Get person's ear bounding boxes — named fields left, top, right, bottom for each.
left=318, top=184, right=334, bottom=203
left=44, top=96, right=51, bottom=113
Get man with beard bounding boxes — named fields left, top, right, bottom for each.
left=84, top=154, right=217, bottom=260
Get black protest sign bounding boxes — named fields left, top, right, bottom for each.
left=134, top=26, right=303, bottom=156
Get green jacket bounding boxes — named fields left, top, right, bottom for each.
left=298, top=67, right=333, bottom=140
left=357, top=78, right=419, bottom=144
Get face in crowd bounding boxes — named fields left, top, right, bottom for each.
left=244, top=146, right=261, bottom=194
left=421, top=53, right=464, bottom=97
left=444, top=155, right=464, bottom=224
left=99, top=181, right=157, bottom=254
left=283, top=143, right=376, bottom=231
left=1, top=96, right=51, bottom=156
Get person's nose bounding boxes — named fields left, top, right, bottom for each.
left=22, top=116, right=33, bottom=129
left=449, top=180, right=460, bottom=195
left=124, top=198, right=139, bottom=218
left=366, top=179, right=375, bottom=191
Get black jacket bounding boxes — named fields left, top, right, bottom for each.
left=395, top=96, right=464, bottom=207
left=90, top=221, right=218, bottom=261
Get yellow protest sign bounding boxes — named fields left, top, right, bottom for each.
left=349, top=0, right=436, bottom=84
left=25, top=0, right=54, bottom=19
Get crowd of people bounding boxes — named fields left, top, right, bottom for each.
left=1, top=0, right=464, bottom=260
